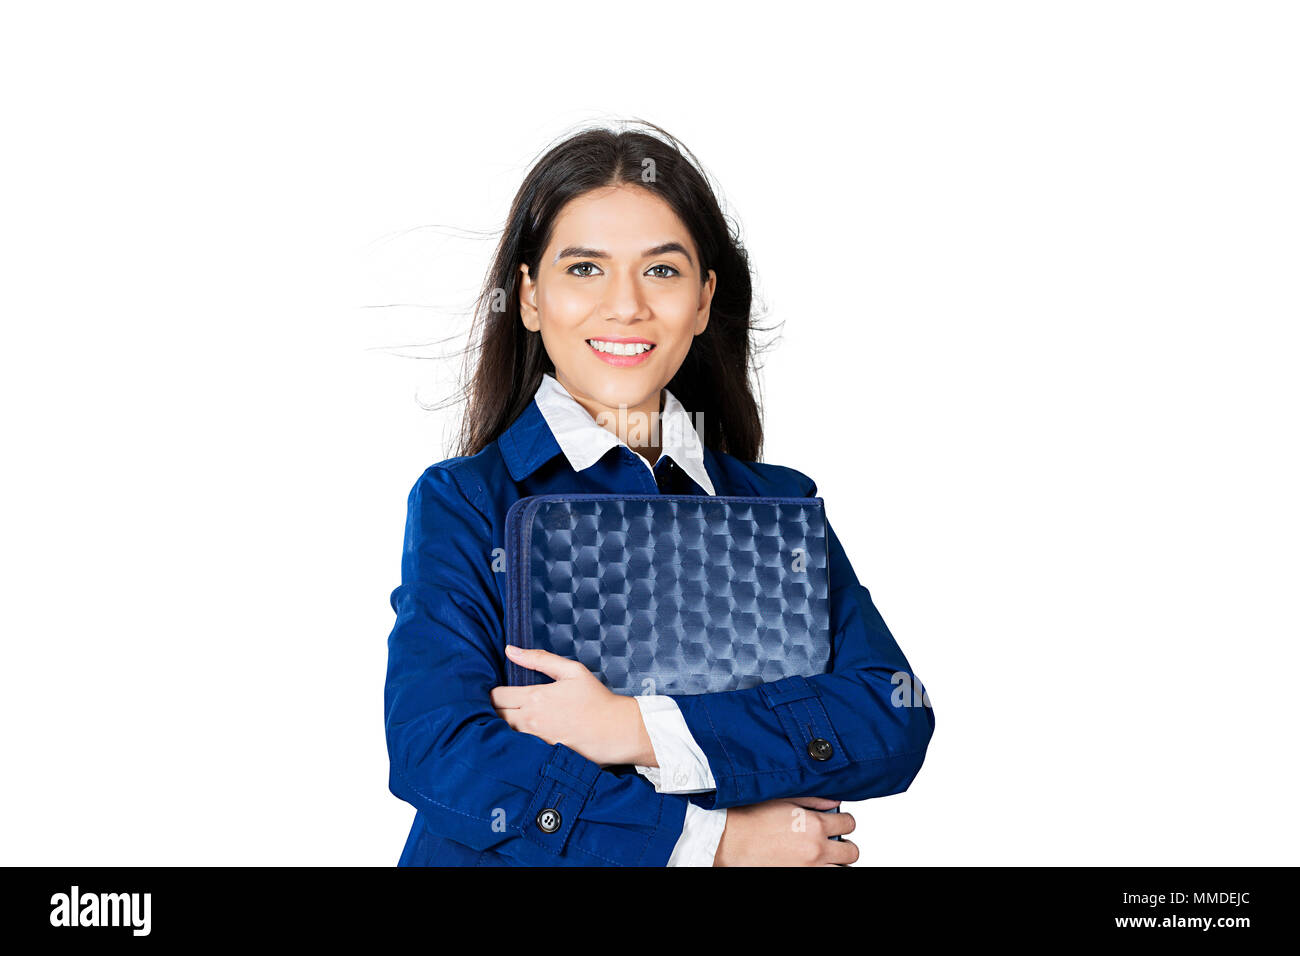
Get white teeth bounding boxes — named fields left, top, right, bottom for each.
left=587, top=339, right=654, bottom=356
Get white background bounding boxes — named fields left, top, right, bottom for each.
left=2, top=1, right=1295, bottom=865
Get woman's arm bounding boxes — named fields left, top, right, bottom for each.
left=656, top=477, right=937, bottom=811
left=385, top=464, right=692, bottom=866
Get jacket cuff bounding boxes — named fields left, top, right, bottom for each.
left=671, top=674, right=852, bottom=809
left=521, top=741, right=691, bottom=865
left=757, top=675, right=851, bottom=775
left=520, top=742, right=601, bottom=855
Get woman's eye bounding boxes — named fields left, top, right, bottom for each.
left=647, top=264, right=680, bottom=278
left=567, top=262, right=601, bottom=277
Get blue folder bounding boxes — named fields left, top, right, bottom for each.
left=504, top=493, right=843, bottom=834
left=504, top=493, right=831, bottom=692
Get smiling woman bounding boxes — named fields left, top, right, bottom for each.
left=382, top=120, right=935, bottom=868
left=446, top=121, right=767, bottom=465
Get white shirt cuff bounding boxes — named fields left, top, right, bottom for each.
left=632, top=694, right=717, bottom=793
left=666, top=803, right=728, bottom=867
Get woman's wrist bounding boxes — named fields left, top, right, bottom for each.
left=620, top=695, right=658, bottom=767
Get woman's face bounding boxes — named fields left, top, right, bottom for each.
left=519, top=184, right=716, bottom=424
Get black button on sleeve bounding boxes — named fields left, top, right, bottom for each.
left=807, top=737, right=834, bottom=761
left=536, top=808, right=562, bottom=833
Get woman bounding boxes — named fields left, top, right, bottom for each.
left=384, top=121, right=935, bottom=866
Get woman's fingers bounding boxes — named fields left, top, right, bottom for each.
left=504, top=645, right=589, bottom=680
left=787, top=795, right=841, bottom=810
left=825, top=837, right=860, bottom=866
left=825, top=809, right=856, bottom=838
left=488, top=686, right=527, bottom=709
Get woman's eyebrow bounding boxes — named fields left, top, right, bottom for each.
left=554, top=242, right=695, bottom=268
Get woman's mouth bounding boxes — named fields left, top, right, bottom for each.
left=586, top=338, right=656, bottom=367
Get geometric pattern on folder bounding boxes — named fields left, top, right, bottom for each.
left=504, top=494, right=831, bottom=695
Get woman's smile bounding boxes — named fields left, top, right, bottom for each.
left=585, top=335, right=657, bottom=367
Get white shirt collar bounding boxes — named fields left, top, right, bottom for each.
left=532, top=372, right=716, bottom=495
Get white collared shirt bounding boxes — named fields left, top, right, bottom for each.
left=531, top=372, right=727, bottom=867
left=532, top=372, right=716, bottom=496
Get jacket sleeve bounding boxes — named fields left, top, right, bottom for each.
left=664, top=475, right=936, bottom=810
left=384, top=464, right=691, bottom=866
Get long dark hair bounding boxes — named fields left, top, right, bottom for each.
left=451, top=119, right=770, bottom=462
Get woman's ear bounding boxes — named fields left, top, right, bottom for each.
left=695, top=268, right=716, bottom=335
left=518, top=263, right=540, bottom=333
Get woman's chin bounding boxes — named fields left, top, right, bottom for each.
left=576, top=381, right=664, bottom=420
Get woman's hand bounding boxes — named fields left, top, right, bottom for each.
left=490, top=645, right=651, bottom=768
left=714, top=796, right=859, bottom=866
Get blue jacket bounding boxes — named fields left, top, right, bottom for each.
left=385, top=396, right=936, bottom=866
